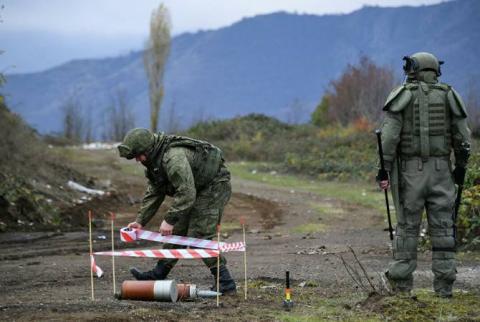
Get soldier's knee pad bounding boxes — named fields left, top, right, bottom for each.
left=393, top=227, right=418, bottom=260
left=430, top=228, right=456, bottom=252
left=387, top=260, right=417, bottom=281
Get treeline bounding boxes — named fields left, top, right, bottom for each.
left=57, top=90, right=135, bottom=144
left=186, top=114, right=480, bottom=250
left=311, top=56, right=480, bottom=135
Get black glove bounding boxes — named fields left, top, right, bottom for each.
left=453, top=167, right=466, bottom=186
left=376, top=169, right=389, bottom=182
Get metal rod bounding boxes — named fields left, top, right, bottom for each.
left=88, top=210, right=95, bottom=301
left=241, top=218, right=247, bottom=300
left=110, top=212, right=116, bottom=296
left=216, top=225, right=221, bottom=307
left=375, top=130, right=394, bottom=241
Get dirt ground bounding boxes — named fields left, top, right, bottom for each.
left=1, top=149, right=479, bottom=321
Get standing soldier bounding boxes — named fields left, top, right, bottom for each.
left=117, top=128, right=237, bottom=294
left=377, top=52, right=471, bottom=298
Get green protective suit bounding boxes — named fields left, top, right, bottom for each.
left=136, top=133, right=231, bottom=269
left=380, top=71, right=471, bottom=296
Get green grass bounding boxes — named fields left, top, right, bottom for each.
left=230, top=162, right=385, bottom=211
left=380, top=289, right=480, bottom=321
left=220, top=221, right=242, bottom=233
left=272, top=288, right=480, bottom=321
left=292, top=223, right=327, bottom=234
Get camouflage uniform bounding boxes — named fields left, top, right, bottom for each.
left=379, top=52, right=471, bottom=297
left=118, top=129, right=236, bottom=293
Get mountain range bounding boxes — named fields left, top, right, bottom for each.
left=3, top=0, right=480, bottom=135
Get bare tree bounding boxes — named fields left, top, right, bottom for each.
left=163, top=100, right=181, bottom=134
left=61, top=96, right=85, bottom=142
left=190, top=106, right=212, bottom=127
left=105, top=90, right=135, bottom=141
left=84, top=107, right=94, bottom=143
left=465, top=79, right=480, bottom=137
left=144, top=4, right=171, bottom=133
left=285, top=98, right=308, bottom=124
left=327, top=56, right=397, bottom=126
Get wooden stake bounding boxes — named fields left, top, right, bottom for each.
left=216, top=224, right=221, bottom=307
left=88, top=210, right=95, bottom=301
left=110, top=212, right=116, bottom=296
left=240, top=217, right=247, bottom=300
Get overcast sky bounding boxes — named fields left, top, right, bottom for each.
left=1, top=0, right=445, bottom=73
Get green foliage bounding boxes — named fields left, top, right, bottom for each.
left=185, top=114, right=376, bottom=181
left=187, top=114, right=479, bottom=249
left=0, top=92, right=87, bottom=231
left=186, top=114, right=292, bottom=161
left=457, top=151, right=480, bottom=249
left=311, top=95, right=330, bottom=127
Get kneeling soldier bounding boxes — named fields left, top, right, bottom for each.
left=118, top=128, right=236, bottom=294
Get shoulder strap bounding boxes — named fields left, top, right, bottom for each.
left=383, top=84, right=413, bottom=112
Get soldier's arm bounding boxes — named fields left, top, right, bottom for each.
left=381, top=111, right=403, bottom=171
left=136, top=181, right=166, bottom=227
left=448, top=88, right=472, bottom=167
left=380, top=85, right=410, bottom=171
left=163, top=147, right=196, bottom=225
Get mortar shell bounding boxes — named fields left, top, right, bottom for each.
left=120, top=280, right=178, bottom=302
left=177, top=283, right=197, bottom=300
left=197, top=290, right=222, bottom=298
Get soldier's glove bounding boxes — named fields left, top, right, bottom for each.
left=453, top=167, right=466, bottom=186
left=376, top=169, right=389, bottom=182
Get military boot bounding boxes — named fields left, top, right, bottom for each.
left=385, top=272, right=412, bottom=297
left=130, top=261, right=172, bottom=280
left=210, top=265, right=237, bottom=295
left=434, top=281, right=453, bottom=298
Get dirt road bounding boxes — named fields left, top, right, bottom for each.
left=1, top=152, right=479, bottom=321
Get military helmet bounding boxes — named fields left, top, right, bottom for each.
left=402, top=52, right=444, bottom=76
left=118, top=128, right=154, bottom=159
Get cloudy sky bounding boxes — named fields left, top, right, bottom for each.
left=1, top=0, right=444, bottom=73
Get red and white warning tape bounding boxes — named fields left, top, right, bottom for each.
left=120, top=228, right=246, bottom=252
left=90, top=254, right=104, bottom=278
left=91, top=227, right=246, bottom=278
left=95, top=248, right=219, bottom=259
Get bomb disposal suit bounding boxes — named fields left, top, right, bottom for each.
left=379, top=52, right=471, bottom=297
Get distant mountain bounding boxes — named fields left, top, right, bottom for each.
left=3, top=0, right=480, bottom=135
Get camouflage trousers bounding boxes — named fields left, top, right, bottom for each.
left=158, top=175, right=232, bottom=270
left=387, top=157, right=456, bottom=296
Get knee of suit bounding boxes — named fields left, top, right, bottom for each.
left=430, top=228, right=455, bottom=251
left=432, top=251, right=456, bottom=260
left=387, top=260, right=417, bottom=280
left=396, top=225, right=420, bottom=237
left=394, top=236, right=418, bottom=260
left=431, top=236, right=455, bottom=250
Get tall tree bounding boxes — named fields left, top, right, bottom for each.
left=144, top=4, right=171, bottom=133
left=327, top=56, right=397, bottom=126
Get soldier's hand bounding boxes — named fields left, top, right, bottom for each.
left=160, top=220, right=174, bottom=236
left=376, top=169, right=389, bottom=190
left=128, top=222, right=143, bottom=230
left=379, top=180, right=390, bottom=190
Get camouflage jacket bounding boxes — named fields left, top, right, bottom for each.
left=136, top=134, right=226, bottom=226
